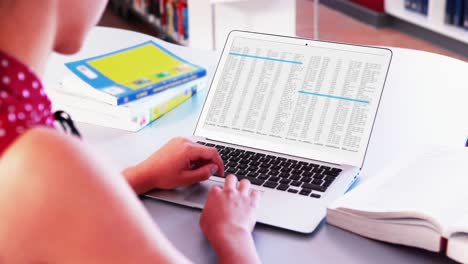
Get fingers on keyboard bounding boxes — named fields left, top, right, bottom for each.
left=200, top=141, right=341, bottom=199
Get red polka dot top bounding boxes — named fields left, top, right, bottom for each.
left=0, top=50, right=55, bottom=156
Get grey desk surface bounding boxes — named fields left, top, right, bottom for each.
left=44, top=27, right=468, bottom=263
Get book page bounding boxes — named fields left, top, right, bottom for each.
left=330, top=146, right=468, bottom=235
left=447, top=213, right=468, bottom=264
left=447, top=233, right=468, bottom=263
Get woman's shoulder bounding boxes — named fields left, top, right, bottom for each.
left=0, top=127, right=82, bottom=169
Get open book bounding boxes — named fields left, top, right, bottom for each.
left=327, top=146, right=468, bottom=263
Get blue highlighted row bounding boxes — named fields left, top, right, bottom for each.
left=298, top=90, right=370, bottom=104
left=229, top=52, right=303, bottom=64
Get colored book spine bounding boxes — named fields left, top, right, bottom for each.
left=404, top=0, right=411, bottom=10
left=446, top=0, right=455, bottom=24
left=183, top=7, right=189, bottom=40
left=421, top=0, right=428, bottom=15
left=464, top=0, right=468, bottom=29
left=178, top=1, right=186, bottom=40
left=115, top=70, right=204, bottom=105
left=150, top=85, right=195, bottom=122
left=166, top=0, right=174, bottom=34
left=410, top=0, right=419, bottom=13
left=173, top=0, right=178, bottom=38
left=51, top=79, right=204, bottom=132
left=416, top=0, right=423, bottom=13
left=453, top=0, right=464, bottom=26
left=160, top=0, right=166, bottom=28
left=149, top=0, right=160, bottom=17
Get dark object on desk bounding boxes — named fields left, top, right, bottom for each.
left=54, top=110, right=81, bottom=138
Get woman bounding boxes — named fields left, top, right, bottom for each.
left=0, top=0, right=261, bottom=263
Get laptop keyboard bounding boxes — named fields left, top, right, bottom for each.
left=197, top=141, right=342, bottom=199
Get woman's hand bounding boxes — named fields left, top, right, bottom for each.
left=123, top=137, right=224, bottom=194
left=200, top=175, right=261, bottom=264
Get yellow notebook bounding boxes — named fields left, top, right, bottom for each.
left=64, top=41, right=206, bottom=105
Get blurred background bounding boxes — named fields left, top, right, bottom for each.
left=98, top=0, right=468, bottom=62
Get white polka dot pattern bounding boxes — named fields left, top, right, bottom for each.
left=22, top=89, right=30, bottom=98
left=7, top=113, right=16, bottom=122
left=17, top=112, right=25, bottom=120
left=0, top=51, right=54, bottom=154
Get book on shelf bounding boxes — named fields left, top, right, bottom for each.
left=421, top=0, right=428, bottom=15
left=177, top=1, right=188, bottom=41
left=159, top=0, right=167, bottom=28
left=327, top=146, right=468, bottom=263
left=166, top=0, right=175, bottom=36
left=465, top=0, right=468, bottom=29
left=124, top=0, right=189, bottom=44
left=50, top=78, right=205, bottom=132
left=63, top=40, right=205, bottom=106
left=453, top=0, right=465, bottom=27
left=404, top=0, right=411, bottom=10
left=446, top=0, right=455, bottom=24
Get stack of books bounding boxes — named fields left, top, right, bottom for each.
left=49, top=41, right=206, bottom=132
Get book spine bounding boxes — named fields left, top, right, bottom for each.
left=149, top=0, right=160, bottom=17
left=440, top=237, right=448, bottom=254
left=183, top=6, right=189, bottom=40
left=55, top=83, right=200, bottom=132
left=178, top=1, right=185, bottom=41
left=52, top=78, right=204, bottom=115
left=160, top=0, right=166, bottom=28
left=415, top=0, right=422, bottom=14
left=421, top=0, right=428, bottom=15
left=150, top=85, right=197, bottom=123
left=173, top=0, right=178, bottom=39
left=454, top=0, right=464, bottom=26
left=446, top=0, right=455, bottom=24
left=116, top=68, right=206, bottom=105
left=404, top=0, right=411, bottom=10
left=166, top=0, right=174, bottom=35
left=465, top=0, right=468, bottom=29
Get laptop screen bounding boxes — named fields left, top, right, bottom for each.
left=195, top=31, right=392, bottom=167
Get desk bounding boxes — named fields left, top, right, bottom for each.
left=44, top=27, right=468, bottom=263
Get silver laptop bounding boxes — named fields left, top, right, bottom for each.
left=146, top=31, right=392, bottom=233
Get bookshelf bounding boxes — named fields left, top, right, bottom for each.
left=385, top=0, right=468, bottom=44
left=110, top=0, right=296, bottom=50
left=110, top=0, right=189, bottom=46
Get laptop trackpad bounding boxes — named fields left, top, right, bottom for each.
left=184, top=180, right=223, bottom=205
